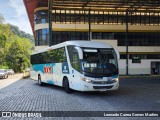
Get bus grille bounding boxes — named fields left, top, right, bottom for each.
left=92, top=80, right=116, bottom=84
left=93, top=86, right=113, bottom=89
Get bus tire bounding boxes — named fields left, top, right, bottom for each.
left=38, top=75, right=44, bottom=86
left=63, top=78, right=72, bottom=93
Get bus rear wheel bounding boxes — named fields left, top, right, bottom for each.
left=63, top=78, right=72, bottom=93
left=38, top=75, right=44, bottom=86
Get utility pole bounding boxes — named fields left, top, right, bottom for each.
left=88, top=9, right=91, bottom=41
left=48, top=0, right=52, bottom=46
left=125, top=10, right=129, bottom=75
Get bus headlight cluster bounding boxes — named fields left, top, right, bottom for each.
left=109, top=77, right=119, bottom=82
left=80, top=77, right=92, bottom=83
left=115, top=78, right=119, bottom=81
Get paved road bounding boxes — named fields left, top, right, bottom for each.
left=0, top=76, right=160, bottom=120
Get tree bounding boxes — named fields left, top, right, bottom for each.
left=0, top=25, right=9, bottom=67
left=0, top=34, right=6, bottom=47
left=0, top=14, right=33, bottom=72
left=8, top=24, right=34, bottom=45
left=6, top=38, right=32, bottom=72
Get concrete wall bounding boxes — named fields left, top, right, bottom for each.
left=34, top=23, right=49, bottom=31
left=35, top=23, right=160, bottom=32
left=119, top=59, right=159, bottom=75
left=50, top=23, right=160, bottom=32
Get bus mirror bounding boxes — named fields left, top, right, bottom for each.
left=75, top=47, right=83, bottom=59
left=115, top=49, right=120, bottom=60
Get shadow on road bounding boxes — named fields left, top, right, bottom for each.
left=32, top=76, right=160, bottom=99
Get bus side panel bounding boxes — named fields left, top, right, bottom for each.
left=32, top=64, right=55, bottom=84
left=52, top=63, right=63, bottom=86
left=31, top=63, right=70, bottom=86
left=53, top=62, right=70, bottom=87
left=67, top=69, right=83, bottom=91
left=30, top=70, right=38, bottom=80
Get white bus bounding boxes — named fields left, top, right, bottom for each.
left=30, top=41, right=120, bottom=93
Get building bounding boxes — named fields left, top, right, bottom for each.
left=24, top=0, right=160, bottom=75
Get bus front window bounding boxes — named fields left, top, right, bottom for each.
left=81, top=48, right=118, bottom=77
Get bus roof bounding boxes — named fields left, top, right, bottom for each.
left=32, top=41, right=113, bottom=55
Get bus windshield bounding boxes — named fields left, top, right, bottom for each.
left=81, top=48, right=118, bottom=76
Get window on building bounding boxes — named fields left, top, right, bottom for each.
left=129, top=55, right=141, bottom=63
left=51, top=31, right=88, bottom=45
left=34, top=10, right=48, bottom=24
left=50, top=9, right=160, bottom=25
left=120, top=54, right=127, bottom=59
left=92, top=32, right=160, bottom=46
left=92, top=32, right=114, bottom=39
left=35, top=29, right=49, bottom=46
left=128, top=54, right=160, bottom=61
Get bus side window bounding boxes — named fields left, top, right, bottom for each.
left=67, top=46, right=81, bottom=72
left=57, top=47, right=67, bottom=63
left=62, top=48, right=67, bottom=62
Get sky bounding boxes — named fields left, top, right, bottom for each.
left=0, top=0, right=33, bottom=35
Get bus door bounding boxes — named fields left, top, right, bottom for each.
left=67, top=46, right=81, bottom=87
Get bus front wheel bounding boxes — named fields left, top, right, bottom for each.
left=38, top=75, right=44, bottom=86
left=63, top=78, right=72, bottom=93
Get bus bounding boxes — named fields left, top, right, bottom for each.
left=30, top=41, right=120, bottom=93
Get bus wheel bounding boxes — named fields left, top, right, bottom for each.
left=38, top=75, right=44, bottom=86
left=63, top=78, right=72, bottom=93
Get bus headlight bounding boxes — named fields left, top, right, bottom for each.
left=111, top=77, right=119, bottom=82
left=80, top=77, right=92, bottom=83
left=115, top=78, right=119, bottom=81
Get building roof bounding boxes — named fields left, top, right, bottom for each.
left=50, top=0, right=160, bottom=11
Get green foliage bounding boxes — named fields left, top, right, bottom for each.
left=8, top=24, right=34, bottom=45
left=6, top=39, right=31, bottom=72
left=0, top=65, right=8, bottom=69
left=0, top=34, right=6, bottom=47
left=0, top=14, right=33, bottom=72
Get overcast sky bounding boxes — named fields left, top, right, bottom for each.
left=0, top=0, right=33, bottom=35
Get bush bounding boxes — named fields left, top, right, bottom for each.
left=0, top=65, right=9, bottom=69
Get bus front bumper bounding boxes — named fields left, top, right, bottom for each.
left=73, top=80, right=119, bottom=92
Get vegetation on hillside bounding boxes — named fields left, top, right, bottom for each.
left=8, top=24, right=34, bottom=44
left=0, top=14, right=34, bottom=72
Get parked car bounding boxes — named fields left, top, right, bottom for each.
left=7, top=69, right=14, bottom=75
left=0, top=69, right=8, bottom=79
left=25, top=68, right=30, bottom=72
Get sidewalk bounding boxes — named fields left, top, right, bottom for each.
left=120, top=75, right=160, bottom=78
left=0, top=73, right=23, bottom=89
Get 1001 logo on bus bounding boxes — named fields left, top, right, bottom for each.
left=44, top=66, right=52, bottom=74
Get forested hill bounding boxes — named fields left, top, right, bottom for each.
left=0, top=14, right=33, bottom=72
left=8, top=24, right=34, bottom=44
